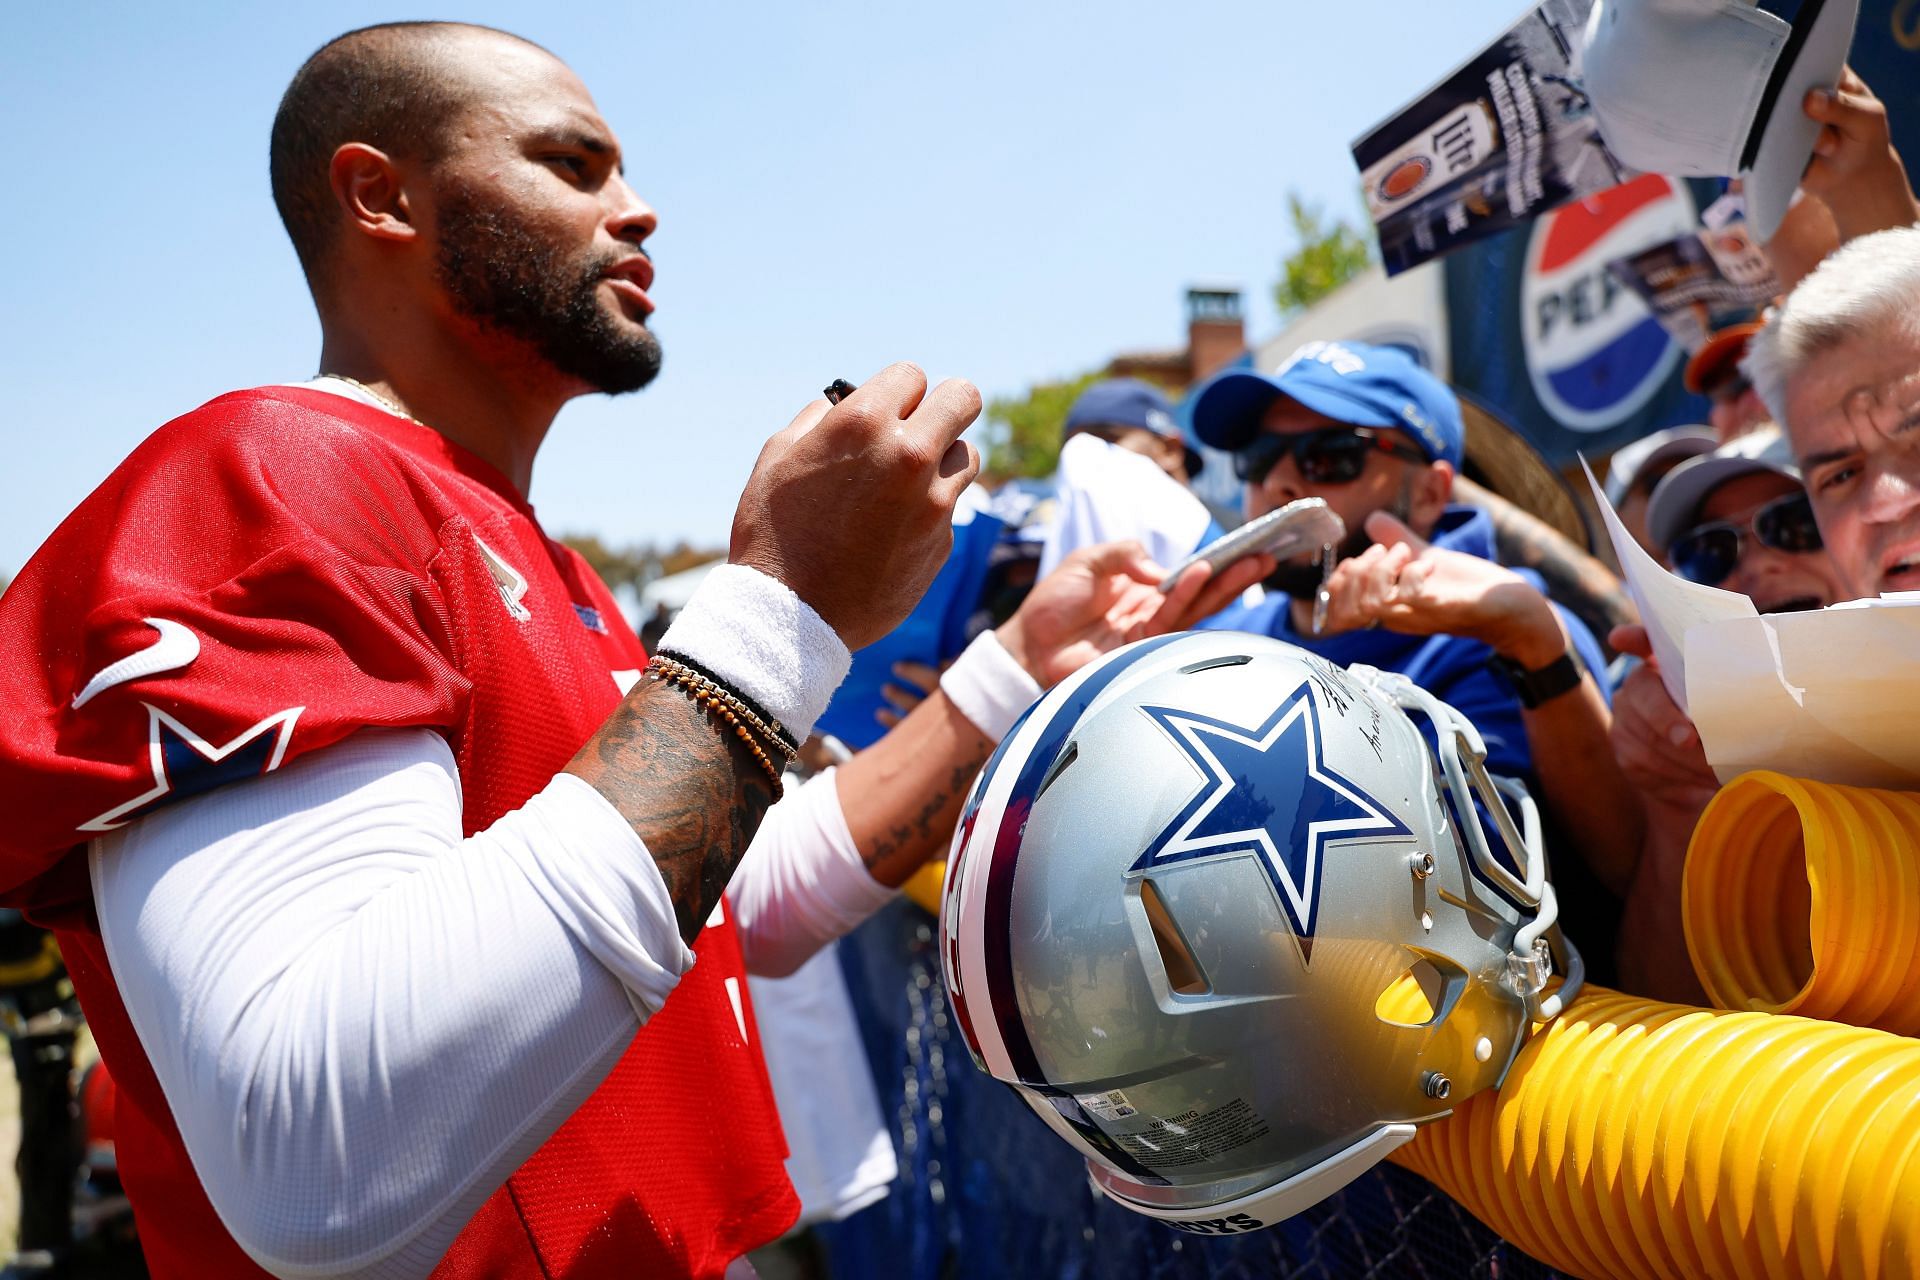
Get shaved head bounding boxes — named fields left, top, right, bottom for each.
left=269, top=22, right=553, bottom=283
left=271, top=22, right=660, bottom=402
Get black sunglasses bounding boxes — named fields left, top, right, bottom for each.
left=1233, top=426, right=1427, bottom=487
left=1667, top=489, right=1823, bottom=588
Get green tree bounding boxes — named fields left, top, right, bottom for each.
left=982, top=368, right=1106, bottom=481
left=1272, top=193, right=1376, bottom=317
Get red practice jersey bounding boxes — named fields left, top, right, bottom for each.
left=0, top=387, right=799, bottom=1278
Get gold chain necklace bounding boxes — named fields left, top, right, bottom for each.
left=320, top=374, right=425, bottom=426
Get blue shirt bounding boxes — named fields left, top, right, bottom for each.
left=1200, top=505, right=1607, bottom=780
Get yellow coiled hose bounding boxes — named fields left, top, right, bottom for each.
left=1685, top=770, right=1920, bottom=1032
left=1388, top=985, right=1920, bottom=1280
left=903, top=861, right=945, bottom=915
left=1375, top=772, right=1920, bottom=1279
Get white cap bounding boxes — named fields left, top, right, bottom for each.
left=1580, top=0, right=1861, bottom=241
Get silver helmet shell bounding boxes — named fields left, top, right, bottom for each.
left=939, top=630, right=1579, bottom=1235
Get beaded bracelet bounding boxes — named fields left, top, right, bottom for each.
left=654, top=649, right=800, bottom=755
left=650, top=653, right=800, bottom=760
left=646, top=657, right=793, bottom=795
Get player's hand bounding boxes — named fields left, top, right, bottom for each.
left=1801, top=66, right=1920, bottom=244
left=1316, top=512, right=1565, bottom=667
left=1606, top=625, right=1720, bottom=807
left=731, top=363, right=981, bottom=650
left=996, top=541, right=1272, bottom=689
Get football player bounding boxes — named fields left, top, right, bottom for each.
left=0, top=22, right=1258, bottom=1280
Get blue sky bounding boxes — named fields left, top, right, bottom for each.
left=0, top=0, right=1529, bottom=576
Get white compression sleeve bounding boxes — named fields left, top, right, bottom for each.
left=725, top=630, right=1046, bottom=977
left=90, top=727, right=693, bottom=1280
left=728, top=765, right=896, bottom=979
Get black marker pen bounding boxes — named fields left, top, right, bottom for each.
left=823, top=379, right=857, bottom=405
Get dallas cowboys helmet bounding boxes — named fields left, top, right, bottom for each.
left=938, top=630, right=1580, bottom=1235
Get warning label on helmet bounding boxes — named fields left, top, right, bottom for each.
left=1075, top=1089, right=1137, bottom=1121
left=1110, top=1098, right=1270, bottom=1171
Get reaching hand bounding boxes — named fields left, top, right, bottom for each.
left=1801, top=66, right=1920, bottom=245
left=1606, top=625, right=1720, bottom=808
left=1315, top=511, right=1566, bottom=667
left=730, top=363, right=981, bottom=651
left=996, top=541, right=1272, bottom=689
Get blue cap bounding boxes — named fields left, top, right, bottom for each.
left=1190, top=340, right=1464, bottom=468
left=1065, top=378, right=1180, bottom=441
left=1065, top=378, right=1205, bottom=477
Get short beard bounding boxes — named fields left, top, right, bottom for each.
left=1265, top=523, right=1378, bottom=599
left=1265, top=482, right=1417, bottom=600
left=433, top=186, right=662, bottom=395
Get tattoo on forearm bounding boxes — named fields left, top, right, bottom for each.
left=861, top=757, right=987, bottom=876
left=566, top=678, right=777, bottom=945
left=1474, top=482, right=1636, bottom=635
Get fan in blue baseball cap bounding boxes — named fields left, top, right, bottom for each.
left=1191, top=340, right=1466, bottom=599
left=1194, top=340, right=1636, bottom=904
left=1063, top=377, right=1203, bottom=485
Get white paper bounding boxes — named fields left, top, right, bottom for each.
left=1829, top=591, right=1920, bottom=610
left=1685, top=605, right=1920, bottom=788
left=1581, top=459, right=1756, bottom=714
left=1040, top=434, right=1213, bottom=580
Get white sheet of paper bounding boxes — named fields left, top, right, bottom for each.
left=1581, top=459, right=1756, bottom=714
left=1041, top=434, right=1213, bottom=580
left=1685, top=603, right=1920, bottom=788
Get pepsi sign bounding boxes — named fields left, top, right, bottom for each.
left=1520, top=174, right=1698, bottom=433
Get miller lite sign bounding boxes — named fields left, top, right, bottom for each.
left=1360, top=101, right=1501, bottom=223
left=1351, top=0, right=1633, bottom=276
left=1520, top=174, right=1697, bottom=433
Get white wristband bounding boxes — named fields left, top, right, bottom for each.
left=656, top=564, right=851, bottom=742
left=940, top=630, right=1043, bottom=743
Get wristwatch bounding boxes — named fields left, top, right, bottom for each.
left=1492, top=647, right=1584, bottom=709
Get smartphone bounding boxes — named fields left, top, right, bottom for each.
left=1158, top=498, right=1347, bottom=594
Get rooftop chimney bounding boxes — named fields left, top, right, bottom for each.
left=1186, top=287, right=1246, bottom=381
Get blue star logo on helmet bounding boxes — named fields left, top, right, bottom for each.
left=1131, top=684, right=1410, bottom=942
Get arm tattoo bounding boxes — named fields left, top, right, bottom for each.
left=565, top=677, right=777, bottom=945
left=860, top=755, right=988, bottom=878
